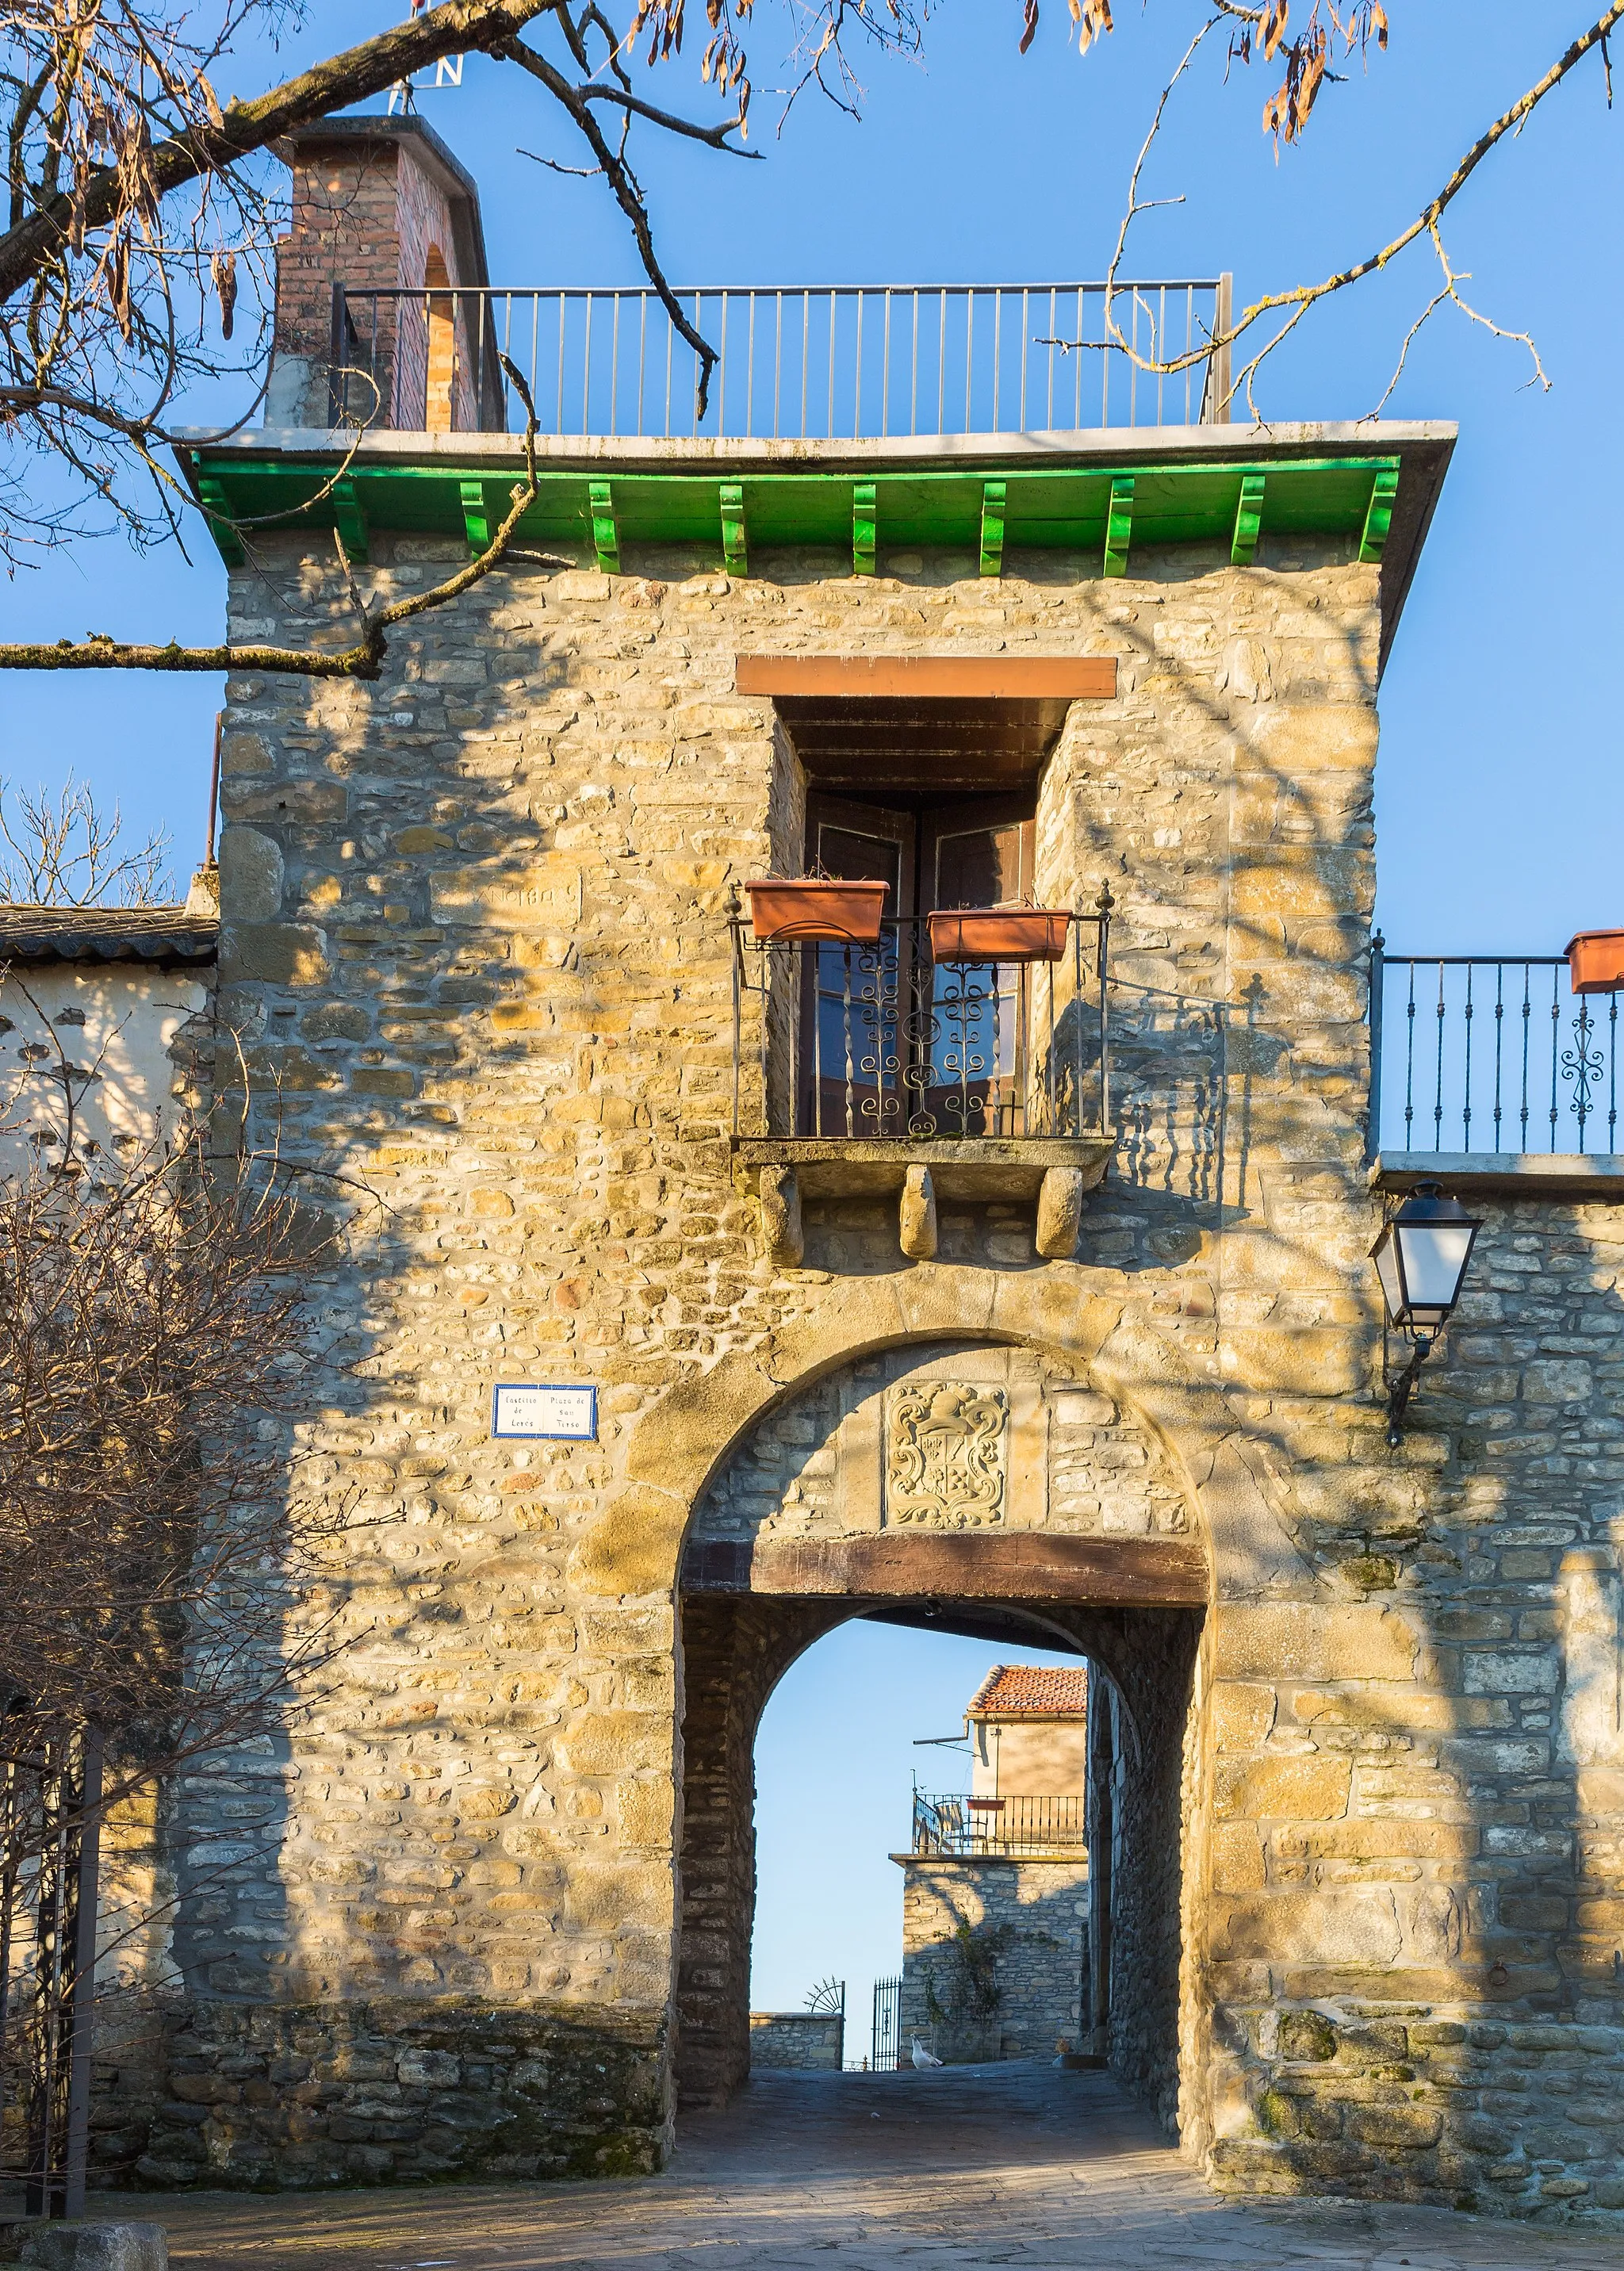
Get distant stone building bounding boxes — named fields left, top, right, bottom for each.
left=899, top=1667, right=1090, bottom=2064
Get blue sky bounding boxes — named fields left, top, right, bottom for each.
left=4, top=6, right=1621, bottom=2039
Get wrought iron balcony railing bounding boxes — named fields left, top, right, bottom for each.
left=1372, top=946, right=1622, bottom=1157
left=911, top=1791, right=1086, bottom=1857
left=329, top=277, right=1232, bottom=438
left=729, top=910, right=1111, bottom=1143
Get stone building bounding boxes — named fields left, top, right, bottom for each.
left=898, top=1665, right=1090, bottom=2064
left=127, top=109, right=1624, bottom=2223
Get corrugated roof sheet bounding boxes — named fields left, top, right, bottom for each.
left=0, top=905, right=217, bottom=967
left=966, top=1664, right=1090, bottom=1720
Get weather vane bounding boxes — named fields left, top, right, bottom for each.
left=388, top=0, right=465, bottom=116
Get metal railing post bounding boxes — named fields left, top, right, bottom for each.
left=1209, top=272, right=1233, bottom=423
left=327, top=281, right=348, bottom=427
left=1096, top=884, right=1114, bottom=1136
left=1366, top=929, right=1384, bottom=1165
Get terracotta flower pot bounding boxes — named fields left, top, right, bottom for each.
left=744, top=877, right=889, bottom=944
left=927, top=907, right=1071, bottom=963
left=1567, top=929, right=1624, bottom=996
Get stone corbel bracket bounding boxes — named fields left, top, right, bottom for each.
left=737, top=1138, right=1112, bottom=1267
left=757, top=1163, right=803, bottom=1266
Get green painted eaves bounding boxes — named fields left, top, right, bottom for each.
left=182, top=452, right=1401, bottom=568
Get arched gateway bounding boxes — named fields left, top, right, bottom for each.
left=671, top=1330, right=1210, bottom=2126
left=578, top=1262, right=1308, bottom=2160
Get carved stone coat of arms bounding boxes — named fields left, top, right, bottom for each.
left=883, top=1381, right=1008, bottom=1528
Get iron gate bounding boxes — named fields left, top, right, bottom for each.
left=871, top=1974, right=902, bottom=2071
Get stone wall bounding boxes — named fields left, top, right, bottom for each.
left=747, top=2013, right=844, bottom=2070
left=151, top=509, right=1624, bottom=2230
left=1205, top=1194, right=1624, bottom=2218
left=900, top=1855, right=1090, bottom=2063
left=673, top=1595, right=846, bottom=2107
left=688, top=1342, right=1188, bottom=1547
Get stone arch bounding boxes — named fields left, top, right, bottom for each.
left=573, top=1263, right=1312, bottom=1609
left=582, top=1262, right=1309, bottom=2134
left=423, top=243, right=456, bottom=433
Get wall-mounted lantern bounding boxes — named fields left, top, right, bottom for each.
left=1370, top=1181, right=1482, bottom=1446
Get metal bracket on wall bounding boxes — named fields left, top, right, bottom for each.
left=979, top=480, right=1006, bottom=579
left=332, top=477, right=370, bottom=565
left=1359, top=465, right=1400, bottom=564
left=459, top=479, right=491, bottom=553
left=853, top=481, right=877, bottom=577
left=1103, top=476, right=1134, bottom=578
left=721, top=481, right=748, bottom=576
left=1230, top=472, right=1265, bottom=568
left=589, top=480, right=620, bottom=576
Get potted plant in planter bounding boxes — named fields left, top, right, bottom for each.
left=1567, top=929, right=1624, bottom=994
left=926, top=905, right=1071, bottom=963
left=743, top=874, right=890, bottom=944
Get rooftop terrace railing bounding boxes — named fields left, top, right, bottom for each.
left=1372, top=947, right=1622, bottom=1157
left=332, top=277, right=1231, bottom=438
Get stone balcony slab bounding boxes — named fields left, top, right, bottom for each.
left=733, top=1136, right=1112, bottom=1204
left=1373, top=1151, right=1624, bottom=1201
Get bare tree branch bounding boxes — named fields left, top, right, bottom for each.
left=0, top=354, right=546, bottom=677
left=0, top=1, right=561, bottom=308
left=502, top=32, right=723, bottom=413
left=1041, top=3, right=1622, bottom=410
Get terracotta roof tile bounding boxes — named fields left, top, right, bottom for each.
left=966, top=1664, right=1089, bottom=1721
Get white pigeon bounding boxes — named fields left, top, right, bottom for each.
left=910, top=2035, right=944, bottom=2070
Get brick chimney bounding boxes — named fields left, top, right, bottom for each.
left=266, top=115, right=497, bottom=434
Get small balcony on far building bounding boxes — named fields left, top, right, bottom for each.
left=910, top=1791, right=1086, bottom=1859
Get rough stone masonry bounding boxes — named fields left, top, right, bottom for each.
left=119, top=415, right=1624, bottom=2230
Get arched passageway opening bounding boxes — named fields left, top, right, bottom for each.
left=670, top=1338, right=1209, bottom=2140
left=423, top=244, right=456, bottom=432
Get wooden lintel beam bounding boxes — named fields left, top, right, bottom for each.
left=1103, top=475, right=1134, bottom=578
left=197, top=477, right=245, bottom=569
left=720, top=481, right=748, bottom=577
left=680, top=1528, right=1208, bottom=1606
left=459, top=478, right=490, bottom=554
left=331, top=477, right=370, bottom=565
left=589, top=479, right=620, bottom=576
left=852, top=481, right=876, bottom=577
left=735, top=656, right=1118, bottom=700
left=979, top=479, right=1006, bottom=579
left=1231, top=472, right=1265, bottom=569
left=1359, top=465, right=1400, bottom=564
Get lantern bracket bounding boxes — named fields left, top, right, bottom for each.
left=1382, top=1327, right=1434, bottom=1449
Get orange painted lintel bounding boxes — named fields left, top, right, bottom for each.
left=734, top=655, right=1117, bottom=701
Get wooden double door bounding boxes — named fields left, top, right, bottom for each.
left=802, top=794, right=1038, bottom=1139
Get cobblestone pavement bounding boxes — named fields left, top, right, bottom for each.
left=108, top=2065, right=1622, bottom=2270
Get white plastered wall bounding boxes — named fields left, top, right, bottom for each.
left=0, top=964, right=209, bottom=1177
